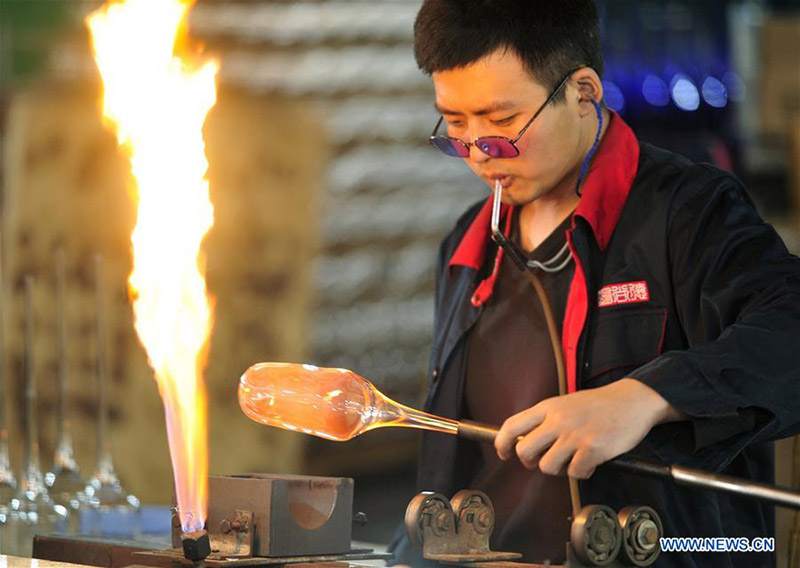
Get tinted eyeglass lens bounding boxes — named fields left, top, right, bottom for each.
left=431, top=137, right=470, bottom=157
left=475, top=137, right=519, bottom=158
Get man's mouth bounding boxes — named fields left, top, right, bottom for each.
left=488, top=175, right=513, bottom=188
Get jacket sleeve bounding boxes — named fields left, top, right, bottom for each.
left=629, top=170, right=800, bottom=468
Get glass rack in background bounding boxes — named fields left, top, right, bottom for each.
left=44, top=250, right=87, bottom=535
left=83, top=256, right=141, bottom=539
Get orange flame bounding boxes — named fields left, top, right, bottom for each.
left=86, top=0, right=218, bottom=532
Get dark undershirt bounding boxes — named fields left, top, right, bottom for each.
left=465, top=209, right=575, bottom=565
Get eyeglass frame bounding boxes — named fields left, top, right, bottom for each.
left=428, top=66, right=587, bottom=158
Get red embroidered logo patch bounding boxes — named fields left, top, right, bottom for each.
left=598, top=281, right=650, bottom=307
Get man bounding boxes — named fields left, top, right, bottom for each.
left=387, top=1, right=800, bottom=567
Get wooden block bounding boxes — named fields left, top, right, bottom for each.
left=32, top=535, right=166, bottom=568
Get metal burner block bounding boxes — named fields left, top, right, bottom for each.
left=171, top=474, right=354, bottom=558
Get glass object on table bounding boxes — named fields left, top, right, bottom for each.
left=83, top=256, right=141, bottom=538
left=44, top=250, right=86, bottom=535
left=7, top=277, right=68, bottom=556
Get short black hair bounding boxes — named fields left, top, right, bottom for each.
left=414, top=0, right=604, bottom=103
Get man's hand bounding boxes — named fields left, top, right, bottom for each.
left=494, top=378, right=687, bottom=479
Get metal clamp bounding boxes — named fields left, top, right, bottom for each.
left=214, top=510, right=254, bottom=557
left=405, top=490, right=522, bottom=564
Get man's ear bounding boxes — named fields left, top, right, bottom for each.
left=571, top=67, right=604, bottom=117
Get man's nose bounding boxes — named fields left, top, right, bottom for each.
left=469, top=138, right=491, bottom=163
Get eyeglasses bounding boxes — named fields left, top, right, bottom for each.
left=428, top=67, right=584, bottom=159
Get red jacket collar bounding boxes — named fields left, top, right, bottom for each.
left=572, top=110, right=640, bottom=250
left=449, top=111, right=640, bottom=273
left=448, top=198, right=511, bottom=272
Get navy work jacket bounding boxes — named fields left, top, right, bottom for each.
left=389, top=113, right=800, bottom=568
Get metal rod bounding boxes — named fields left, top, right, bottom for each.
left=490, top=180, right=528, bottom=273
left=614, top=454, right=800, bottom=510
left=458, top=422, right=800, bottom=510
left=458, top=420, right=500, bottom=444
left=672, top=464, right=800, bottom=510
left=606, top=455, right=670, bottom=478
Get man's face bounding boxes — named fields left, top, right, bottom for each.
left=432, top=48, right=584, bottom=206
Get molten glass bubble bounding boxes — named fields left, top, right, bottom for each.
left=238, top=363, right=458, bottom=441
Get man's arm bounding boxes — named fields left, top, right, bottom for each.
left=494, top=378, right=686, bottom=479
left=627, top=172, right=800, bottom=461
left=496, top=171, right=800, bottom=477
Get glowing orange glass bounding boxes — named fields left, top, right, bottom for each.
left=238, top=363, right=459, bottom=441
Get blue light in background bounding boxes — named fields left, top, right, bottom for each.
left=722, top=71, right=746, bottom=102
left=701, top=76, right=728, bottom=108
left=670, top=74, right=700, bottom=111
left=602, top=80, right=626, bottom=112
left=642, top=74, right=670, bottom=107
